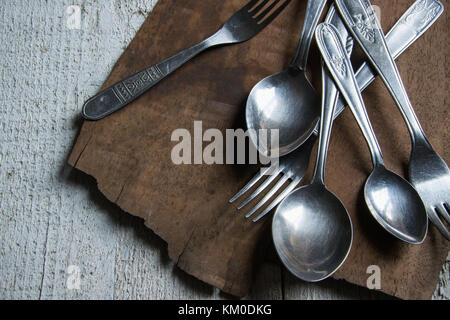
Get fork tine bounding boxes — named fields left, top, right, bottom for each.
left=431, top=208, right=450, bottom=241
left=252, top=176, right=302, bottom=222
left=243, top=0, right=261, bottom=11
left=237, top=168, right=282, bottom=209
left=229, top=166, right=272, bottom=203
left=245, top=174, right=290, bottom=219
left=249, top=0, right=270, bottom=15
left=439, top=203, right=450, bottom=225
left=254, top=0, right=281, bottom=22
left=255, top=0, right=291, bottom=24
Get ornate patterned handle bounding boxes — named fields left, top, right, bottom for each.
left=82, top=38, right=214, bottom=120
left=311, top=5, right=352, bottom=139
left=312, top=5, right=352, bottom=184
left=312, top=7, right=352, bottom=184
left=316, top=23, right=384, bottom=166
left=381, top=0, right=443, bottom=61
left=82, top=65, right=165, bottom=120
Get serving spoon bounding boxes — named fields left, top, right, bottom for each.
left=246, top=0, right=327, bottom=157
left=272, top=13, right=353, bottom=282
left=317, top=23, right=428, bottom=244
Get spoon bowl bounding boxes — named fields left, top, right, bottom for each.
left=364, top=165, right=428, bottom=244
left=272, top=184, right=353, bottom=282
left=246, top=68, right=319, bottom=157
left=245, top=0, right=327, bottom=157
left=271, top=13, right=354, bottom=282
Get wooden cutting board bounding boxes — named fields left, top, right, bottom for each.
left=68, top=0, right=449, bottom=299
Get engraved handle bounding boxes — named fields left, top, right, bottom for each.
left=82, top=35, right=218, bottom=120
left=334, top=0, right=443, bottom=145
left=312, top=5, right=351, bottom=138
left=82, top=64, right=166, bottom=121
left=290, top=0, right=327, bottom=70
left=311, top=63, right=340, bottom=185
left=312, top=0, right=443, bottom=135
left=316, top=23, right=384, bottom=167
left=311, top=5, right=353, bottom=185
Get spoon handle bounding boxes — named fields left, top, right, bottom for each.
left=334, top=0, right=441, bottom=145
left=316, top=23, right=384, bottom=167
left=311, top=6, right=354, bottom=185
left=310, top=64, right=340, bottom=185
left=290, top=0, right=327, bottom=70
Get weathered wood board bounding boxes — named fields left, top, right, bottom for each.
left=68, top=0, right=449, bottom=299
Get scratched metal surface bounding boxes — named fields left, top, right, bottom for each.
left=0, top=0, right=448, bottom=300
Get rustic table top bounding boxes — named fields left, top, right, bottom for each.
left=0, top=0, right=448, bottom=300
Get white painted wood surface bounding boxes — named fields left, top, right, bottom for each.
left=0, top=0, right=448, bottom=300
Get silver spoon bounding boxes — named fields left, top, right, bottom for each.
left=317, top=23, right=428, bottom=244
left=246, top=0, right=327, bottom=157
left=334, top=0, right=448, bottom=240
left=272, top=20, right=353, bottom=282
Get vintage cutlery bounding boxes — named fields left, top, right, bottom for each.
left=272, top=23, right=353, bottom=282
left=319, top=22, right=427, bottom=244
left=335, top=0, right=448, bottom=241
left=232, top=5, right=349, bottom=222
left=82, top=0, right=292, bottom=120
left=230, top=134, right=315, bottom=222
left=230, top=0, right=442, bottom=223
left=246, top=0, right=327, bottom=157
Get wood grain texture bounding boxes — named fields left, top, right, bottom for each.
left=0, top=0, right=448, bottom=300
left=67, top=0, right=449, bottom=299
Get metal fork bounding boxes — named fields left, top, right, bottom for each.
left=399, top=1, right=449, bottom=241
left=410, top=146, right=450, bottom=241
left=230, top=134, right=316, bottom=222
left=82, top=0, right=292, bottom=120
left=230, top=0, right=444, bottom=223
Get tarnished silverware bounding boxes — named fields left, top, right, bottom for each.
left=82, top=0, right=292, bottom=120
left=230, top=0, right=442, bottom=223
left=246, top=0, right=327, bottom=157
left=335, top=0, right=448, bottom=241
left=319, top=21, right=427, bottom=244
left=271, top=19, right=354, bottom=283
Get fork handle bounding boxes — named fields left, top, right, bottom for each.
left=311, top=64, right=340, bottom=185
left=82, top=34, right=220, bottom=120
left=290, top=0, right=327, bottom=70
